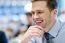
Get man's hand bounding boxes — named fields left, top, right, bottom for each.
left=21, top=25, right=45, bottom=43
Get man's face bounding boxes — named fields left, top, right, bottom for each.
left=31, top=1, right=56, bottom=28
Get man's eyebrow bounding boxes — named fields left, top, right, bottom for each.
left=36, top=10, right=44, bottom=12
left=32, top=10, right=44, bottom=12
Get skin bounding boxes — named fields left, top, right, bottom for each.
left=21, top=1, right=57, bottom=43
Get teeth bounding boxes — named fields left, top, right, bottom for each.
left=36, top=20, right=43, bottom=22
left=36, top=21, right=42, bottom=22
left=35, top=21, right=42, bottom=25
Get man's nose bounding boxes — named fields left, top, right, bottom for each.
left=33, top=13, right=39, bottom=19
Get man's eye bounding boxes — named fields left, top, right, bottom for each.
left=37, top=12, right=44, bottom=14
left=31, top=12, right=35, bottom=15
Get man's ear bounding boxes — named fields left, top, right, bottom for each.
left=50, top=9, right=57, bottom=19
left=51, top=9, right=58, bottom=19
left=54, top=9, right=58, bottom=15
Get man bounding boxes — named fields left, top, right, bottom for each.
left=21, top=0, right=65, bottom=43
left=0, top=31, right=8, bottom=43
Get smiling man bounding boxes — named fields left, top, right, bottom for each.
left=21, top=0, right=65, bottom=43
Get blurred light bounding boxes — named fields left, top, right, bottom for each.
left=24, top=2, right=32, bottom=12
left=61, top=0, right=65, bottom=9
left=3, top=7, right=11, bottom=14
left=12, top=15, right=19, bottom=22
left=4, top=0, right=11, bottom=7
left=58, top=14, right=65, bottom=22
left=19, top=14, right=29, bottom=25
left=0, top=0, right=5, bottom=6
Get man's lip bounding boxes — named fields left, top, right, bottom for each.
left=35, top=21, right=42, bottom=23
left=35, top=20, right=43, bottom=24
left=35, top=20, right=43, bottom=22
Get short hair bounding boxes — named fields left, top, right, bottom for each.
left=32, top=0, right=57, bottom=10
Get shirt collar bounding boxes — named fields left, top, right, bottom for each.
left=48, top=19, right=61, bottom=37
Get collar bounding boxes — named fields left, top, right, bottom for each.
left=48, top=19, right=61, bottom=37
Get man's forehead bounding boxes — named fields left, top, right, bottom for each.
left=32, top=1, right=47, bottom=6
left=32, top=1, right=47, bottom=9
